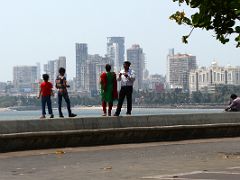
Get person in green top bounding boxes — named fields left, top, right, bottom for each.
left=100, top=64, right=118, bottom=116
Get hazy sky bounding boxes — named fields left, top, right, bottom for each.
left=0, top=0, right=239, bottom=82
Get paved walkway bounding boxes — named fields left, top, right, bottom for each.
left=1, top=138, right=240, bottom=179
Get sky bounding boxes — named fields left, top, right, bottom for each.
left=0, top=0, right=239, bottom=82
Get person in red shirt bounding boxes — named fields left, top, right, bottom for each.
left=38, top=74, right=54, bottom=119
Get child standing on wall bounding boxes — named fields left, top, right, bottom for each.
left=38, top=74, right=54, bottom=119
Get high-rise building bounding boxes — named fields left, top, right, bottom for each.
left=189, top=62, right=240, bottom=93
left=127, top=44, right=145, bottom=90
left=57, top=56, right=66, bottom=72
left=13, top=65, right=38, bottom=93
left=107, top=37, right=125, bottom=72
left=45, top=60, right=55, bottom=83
left=167, top=49, right=197, bottom=91
left=76, top=43, right=88, bottom=91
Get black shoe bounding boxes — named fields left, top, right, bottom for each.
left=126, top=113, right=131, bottom=116
left=69, top=113, right=77, bottom=117
left=59, top=115, right=64, bottom=118
left=113, top=113, right=119, bottom=116
left=50, top=114, right=54, bottom=118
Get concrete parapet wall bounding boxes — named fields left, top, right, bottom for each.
left=1, top=113, right=240, bottom=152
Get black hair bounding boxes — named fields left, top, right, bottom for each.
left=123, top=61, right=131, bottom=66
left=42, top=74, right=49, bottom=81
left=230, top=94, right=237, bottom=99
left=105, top=64, right=111, bottom=72
left=59, top=67, right=66, bottom=74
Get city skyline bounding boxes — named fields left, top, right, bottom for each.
left=0, top=0, right=239, bottom=82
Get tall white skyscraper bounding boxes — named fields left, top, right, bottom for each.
left=107, top=37, right=125, bottom=72
left=127, top=44, right=145, bottom=90
left=76, top=43, right=88, bottom=91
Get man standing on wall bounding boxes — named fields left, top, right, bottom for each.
left=114, top=61, right=135, bottom=116
left=55, top=67, right=77, bottom=118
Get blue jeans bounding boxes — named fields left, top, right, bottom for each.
left=41, top=96, right=53, bottom=115
left=58, top=91, right=72, bottom=116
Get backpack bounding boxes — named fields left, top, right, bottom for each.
left=55, top=75, right=66, bottom=89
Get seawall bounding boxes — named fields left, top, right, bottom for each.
left=1, top=112, right=240, bottom=152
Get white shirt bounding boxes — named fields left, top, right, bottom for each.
left=117, top=68, right=135, bottom=87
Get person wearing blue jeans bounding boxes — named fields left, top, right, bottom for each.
left=38, top=74, right=54, bottom=119
left=58, top=91, right=72, bottom=117
left=41, top=95, right=53, bottom=117
left=55, top=67, right=77, bottom=118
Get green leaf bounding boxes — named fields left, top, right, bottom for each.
left=190, top=0, right=201, bottom=8
left=235, top=35, right=240, bottom=42
left=236, top=26, right=240, bottom=33
left=191, top=13, right=200, bottom=26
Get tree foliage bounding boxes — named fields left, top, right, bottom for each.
left=170, top=0, right=240, bottom=47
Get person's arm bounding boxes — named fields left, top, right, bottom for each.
left=100, top=73, right=107, bottom=91
left=128, top=70, right=136, bottom=82
left=50, top=83, right=54, bottom=96
left=63, top=77, right=67, bottom=87
left=225, top=100, right=236, bottom=111
left=64, top=77, right=71, bottom=88
left=117, top=72, right=122, bottom=81
left=37, top=89, right=42, bottom=99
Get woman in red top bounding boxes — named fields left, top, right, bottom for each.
left=38, top=74, right=54, bottom=119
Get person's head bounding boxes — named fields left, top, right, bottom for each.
left=59, top=67, right=66, bottom=76
left=123, top=61, right=131, bottom=70
left=42, top=74, right=49, bottom=82
left=230, top=94, right=238, bottom=100
left=105, top=64, right=111, bottom=72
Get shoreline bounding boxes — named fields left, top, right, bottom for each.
left=0, top=108, right=12, bottom=112
left=0, top=104, right=226, bottom=112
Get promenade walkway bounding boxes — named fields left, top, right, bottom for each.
left=1, top=138, right=240, bottom=179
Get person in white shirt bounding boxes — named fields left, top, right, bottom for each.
left=225, top=94, right=240, bottom=112
left=114, top=61, right=135, bottom=116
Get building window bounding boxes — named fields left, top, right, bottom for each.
left=228, top=73, right=232, bottom=81
left=217, top=73, right=220, bottom=82
left=221, top=74, right=223, bottom=82
left=199, top=75, right=202, bottom=83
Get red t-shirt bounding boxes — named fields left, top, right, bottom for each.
left=40, top=81, right=53, bottom=97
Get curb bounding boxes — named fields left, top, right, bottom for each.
left=1, top=122, right=240, bottom=152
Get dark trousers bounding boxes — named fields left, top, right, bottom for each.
left=115, top=86, right=133, bottom=115
left=102, top=101, right=113, bottom=114
left=58, top=92, right=72, bottom=116
left=41, top=96, right=53, bottom=115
